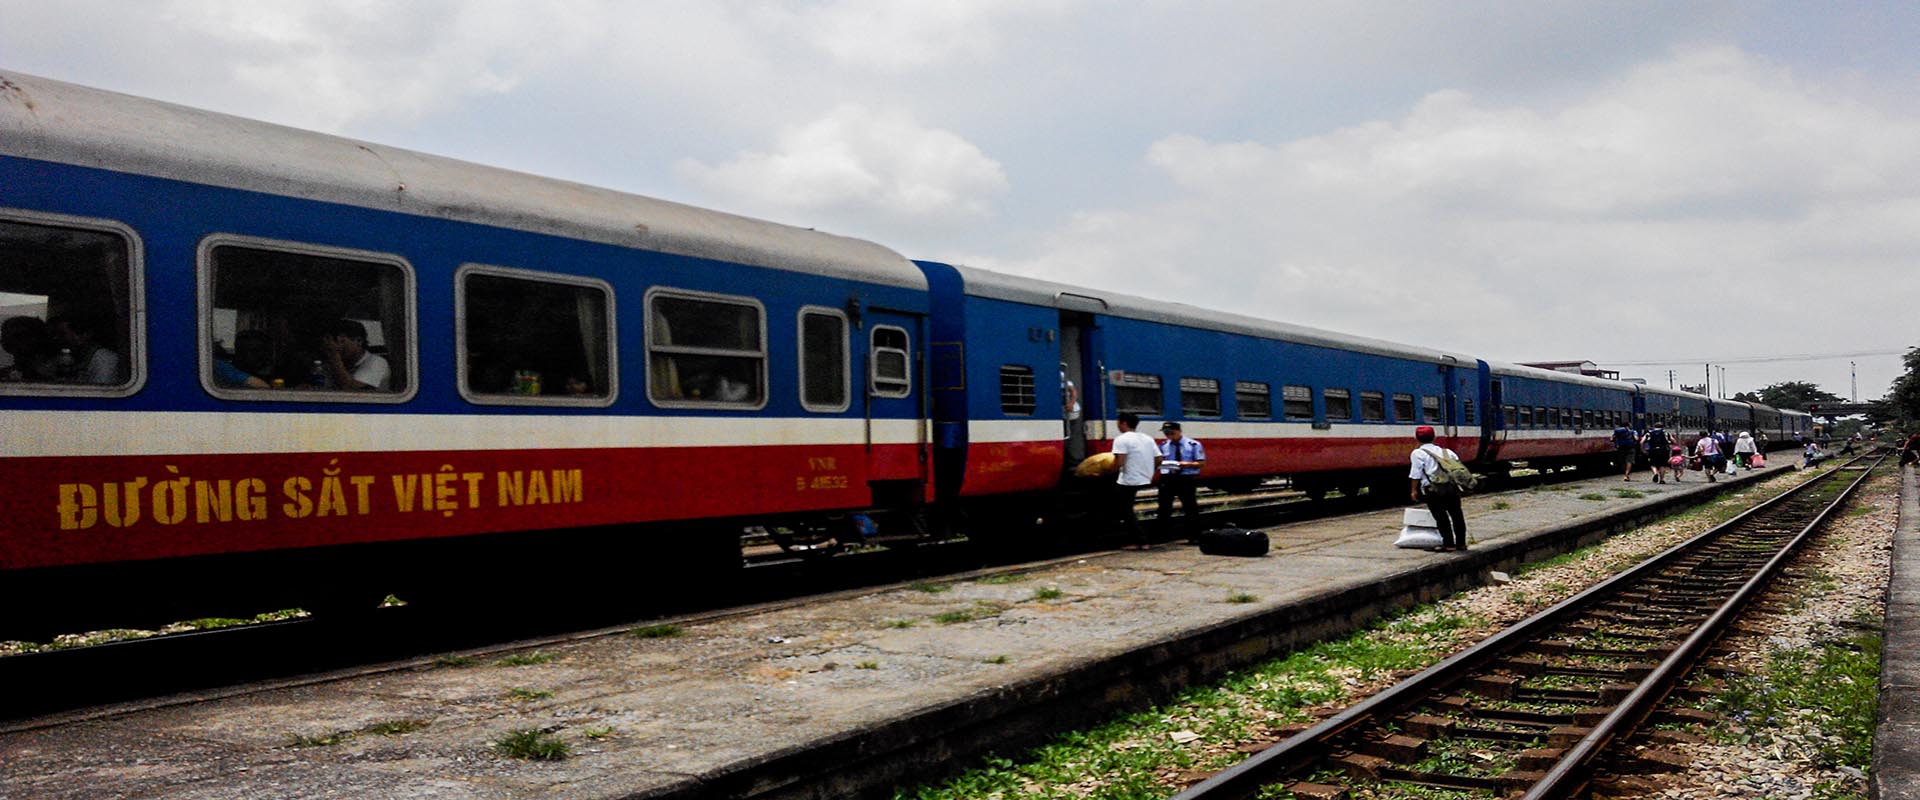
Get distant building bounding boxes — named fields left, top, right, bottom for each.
left=1519, top=360, right=1621, bottom=381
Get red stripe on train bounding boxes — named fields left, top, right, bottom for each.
left=0, top=444, right=922, bottom=570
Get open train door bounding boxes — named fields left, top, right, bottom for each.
left=1440, top=357, right=1461, bottom=441
left=1477, top=364, right=1503, bottom=465
left=1057, top=295, right=1106, bottom=470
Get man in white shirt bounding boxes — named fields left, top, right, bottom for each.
left=1408, top=425, right=1468, bottom=552
left=1110, top=412, right=1161, bottom=548
left=319, top=318, right=391, bottom=391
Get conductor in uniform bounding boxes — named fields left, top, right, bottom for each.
left=1157, top=422, right=1205, bottom=541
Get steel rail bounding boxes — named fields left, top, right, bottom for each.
left=1171, top=456, right=1876, bottom=800
left=1522, top=453, right=1883, bottom=798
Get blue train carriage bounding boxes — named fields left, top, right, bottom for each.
left=0, top=70, right=935, bottom=634
left=918, top=262, right=1488, bottom=509
left=1478, top=363, right=1637, bottom=474
left=1642, top=384, right=1713, bottom=451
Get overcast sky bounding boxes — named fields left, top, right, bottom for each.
left=5, top=1, right=1914, bottom=400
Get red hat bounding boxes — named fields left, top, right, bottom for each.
left=1415, top=425, right=1435, bottom=439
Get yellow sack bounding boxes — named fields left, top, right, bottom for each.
left=1073, top=452, right=1118, bottom=478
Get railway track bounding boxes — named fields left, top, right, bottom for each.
left=1170, top=454, right=1881, bottom=800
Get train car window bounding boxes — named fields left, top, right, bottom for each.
left=1420, top=395, right=1441, bottom=423
left=999, top=365, right=1036, bottom=415
left=1281, top=384, right=1311, bottom=421
left=1391, top=393, right=1415, bottom=422
left=1462, top=399, right=1476, bottom=425
left=1518, top=406, right=1533, bottom=427
left=457, top=265, right=613, bottom=406
left=1360, top=391, right=1386, bottom=422
left=798, top=308, right=849, bottom=412
left=870, top=326, right=911, bottom=398
left=1180, top=377, right=1221, bottom=417
left=1324, top=387, right=1352, bottom=421
left=201, top=237, right=412, bottom=401
left=646, top=288, right=765, bottom=408
left=1559, top=408, right=1573, bottom=429
left=1115, top=371, right=1163, bottom=415
left=0, top=212, right=141, bottom=397
left=1503, top=405, right=1518, bottom=427
left=1235, top=381, right=1271, bottom=419
left=1534, top=407, right=1548, bottom=428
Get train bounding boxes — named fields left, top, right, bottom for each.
left=0, top=71, right=1811, bottom=638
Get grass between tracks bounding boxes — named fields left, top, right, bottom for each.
left=896, top=468, right=1827, bottom=800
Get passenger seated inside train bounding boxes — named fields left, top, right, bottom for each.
left=47, top=313, right=123, bottom=385
left=0, top=316, right=54, bottom=381
left=317, top=318, right=390, bottom=391
left=213, top=330, right=274, bottom=388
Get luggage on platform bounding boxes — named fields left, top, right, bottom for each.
left=1198, top=526, right=1270, bottom=557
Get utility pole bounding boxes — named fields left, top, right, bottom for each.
left=1667, top=369, right=1675, bottom=389
left=1852, top=361, right=1858, bottom=402
left=1704, top=363, right=1711, bottom=398
left=1717, top=366, right=1727, bottom=398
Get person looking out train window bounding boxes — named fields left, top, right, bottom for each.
left=318, top=318, right=390, bottom=391
left=47, top=314, right=121, bottom=384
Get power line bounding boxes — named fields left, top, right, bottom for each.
left=1599, top=348, right=1908, bottom=367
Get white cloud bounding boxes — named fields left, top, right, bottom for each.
left=762, top=0, right=1077, bottom=71
left=676, top=104, right=1009, bottom=230
left=1012, top=45, right=1920, bottom=393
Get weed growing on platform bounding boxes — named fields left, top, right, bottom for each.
left=934, top=606, right=990, bottom=624
left=1031, top=586, right=1065, bottom=601
left=1612, top=488, right=1646, bottom=499
left=1578, top=492, right=1609, bottom=501
left=977, top=573, right=1030, bottom=585
left=909, top=581, right=951, bottom=594
left=628, top=623, right=683, bottom=639
left=582, top=725, right=614, bottom=740
left=984, top=655, right=1009, bottom=664
left=494, top=651, right=555, bottom=666
left=506, top=687, right=553, bottom=701
left=885, top=619, right=917, bottom=629
left=286, top=718, right=429, bottom=748
left=1491, top=501, right=1512, bottom=510
left=493, top=728, right=569, bottom=761
left=857, top=660, right=880, bottom=670
left=1226, top=593, right=1258, bottom=604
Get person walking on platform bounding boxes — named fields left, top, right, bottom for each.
left=1902, top=431, right=1920, bottom=467
left=1109, top=412, right=1161, bottom=549
left=1694, top=430, right=1724, bottom=483
left=1612, top=422, right=1641, bottom=481
left=1734, top=431, right=1757, bottom=470
left=1156, top=421, right=1205, bottom=542
left=1642, top=423, right=1673, bottom=484
left=1408, top=426, right=1468, bottom=552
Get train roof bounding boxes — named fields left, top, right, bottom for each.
left=0, top=70, right=925, bottom=290
left=1481, top=361, right=1637, bottom=392
left=950, top=264, right=1479, bottom=365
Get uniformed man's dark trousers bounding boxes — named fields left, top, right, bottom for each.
left=1156, top=473, right=1200, bottom=539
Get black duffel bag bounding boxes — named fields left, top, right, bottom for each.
left=1197, top=526, right=1269, bottom=557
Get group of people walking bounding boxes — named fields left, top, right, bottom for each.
left=1615, top=424, right=1763, bottom=484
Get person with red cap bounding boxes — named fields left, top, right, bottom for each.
left=1408, top=425, right=1469, bottom=552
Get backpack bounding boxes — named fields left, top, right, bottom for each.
left=1644, top=428, right=1669, bottom=450
left=1421, top=445, right=1479, bottom=497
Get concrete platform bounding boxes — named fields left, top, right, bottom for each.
left=1874, top=463, right=1919, bottom=799
left=0, top=460, right=1794, bottom=800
